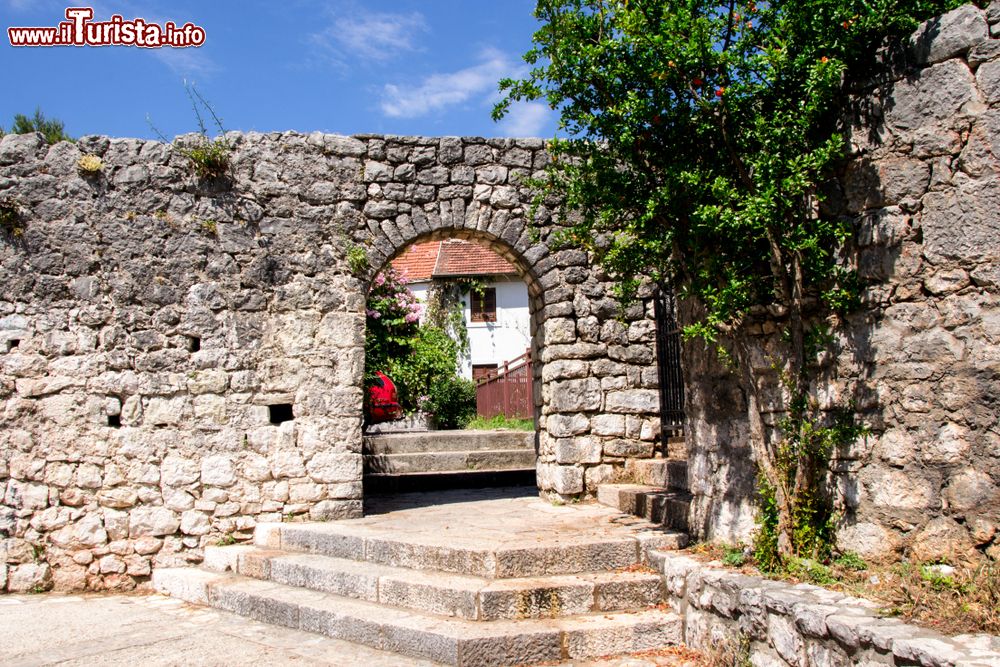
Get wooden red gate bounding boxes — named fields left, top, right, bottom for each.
left=475, top=349, right=533, bottom=419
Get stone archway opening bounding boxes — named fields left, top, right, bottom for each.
left=360, top=229, right=544, bottom=496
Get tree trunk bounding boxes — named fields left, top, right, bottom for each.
left=733, top=333, right=796, bottom=557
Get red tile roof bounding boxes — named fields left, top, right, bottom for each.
left=390, top=240, right=517, bottom=281
left=434, top=239, right=517, bottom=277
left=390, top=241, right=441, bottom=281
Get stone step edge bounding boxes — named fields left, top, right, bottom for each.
left=203, top=545, right=665, bottom=621
left=365, top=441, right=537, bottom=455
left=253, top=522, right=689, bottom=579
left=364, top=451, right=537, bottom=473
left=152, top=568, right=683, bottom=667
left=363, top=468, right=536, bottom=478
left=597, top=484, right=693, bottom=510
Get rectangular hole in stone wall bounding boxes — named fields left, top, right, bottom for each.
left=269, top=404, right=294, bottom=425
left=188, top=336, right=201, bottom=352
left=6, top=339, right=20, bottom=352
left=107, top=414, right=121, bottom=428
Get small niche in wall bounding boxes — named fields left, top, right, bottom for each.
left=269, top=404, right=294, bottom=425
left=187, top=336, right=201, bottom=352
left=107, top=414, right=121, bottom=428
left=6, top=339, right=20, bottom=352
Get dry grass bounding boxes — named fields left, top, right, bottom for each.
left=685, top=544, right=1000, bottom=636
left=833, top=560, right=999, bottom=636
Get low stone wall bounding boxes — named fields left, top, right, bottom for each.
left=685, top=3, right=1000, bottom=563
left=651, top=551, right=1000, bottom=667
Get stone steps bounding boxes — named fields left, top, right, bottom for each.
left=254, top=521, right=687, bottom=578
left=364, top=470, right=536, bottom=495
left=596, top=484, right=692, bottom=533
left=364, top=449, right=536, bottom=475
left=152, top=569, right=683, bottom=667
left=153, top=510, right=688, bottom=667
left=364, top=430, right=535, bottom=455
left=363, top=432, right=537, bottom=493
left=623, top=458, right=688, bottom=491
left=202, top=545, right=664, bottom=621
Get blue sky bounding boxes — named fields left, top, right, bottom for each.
left=1, top=0, right=556, bottom=140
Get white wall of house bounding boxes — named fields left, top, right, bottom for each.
left=462, top=277, right=531, bottom=380
left=406, top=277, right=530, bottom=380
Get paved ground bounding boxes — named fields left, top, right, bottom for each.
left=1, top=489, right=704, bottom=666
left=0, top=593, right=705, bottom=666
left=0, top=592, right=441, bottom=666
left=359, top=486, right=672, bottom=549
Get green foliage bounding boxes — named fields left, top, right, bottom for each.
left=497, top=0, right=944, bottom=562
left=425, top=375, right=477, bottom=429
left=0, top=196, right=25, bottom=237
left=182, top=136, right=231, bottom=179
left=920, top=565, right=968, bottom=593
left=785, top=556, right=835, bottom=585
left=4, top=108, right=73, bottom=144
left=216, top=533, right=238, bottom=546
left=386, top=326, right=460, bottom=409
left=425, top=279, right=479, bottom=358
left=365, top=268, right=476, bottom=426
left=753, top=405, right=868, bottom=568
left=199, top=219, right=218, bottom=236
left=834, top=551, right=868, bottom=571
left=347, top=244, right=369, bottom=276
left=465, top=414, right=535, bottom=431
left=722, top=545, right=747, bottom=567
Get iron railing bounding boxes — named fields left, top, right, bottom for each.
left=475, top=349, right=534, bottom=419
left=655, top=289, right=685, bottom=437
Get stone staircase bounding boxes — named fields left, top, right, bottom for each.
left=152, top=491, right=688, bottom=666
left=597, top=456, right=692, bottom=532
left=363, top=430, right=536, bottom=493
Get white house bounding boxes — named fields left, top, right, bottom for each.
left=391, top=239, right=531, bottom=381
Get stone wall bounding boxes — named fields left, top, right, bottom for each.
left=651, top=550, right=1000, bottom=666
left=685, top=3, right=1000, bottom=563
left=0, top=132, right=663, bottom=591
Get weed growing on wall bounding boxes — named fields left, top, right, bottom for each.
left=150, top=82, right=231, bottom=180
left=0, top=196, right=25, bottom=237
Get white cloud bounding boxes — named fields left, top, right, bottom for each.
left=379, top=47, right=518, bottom=119
left=151, top=47, right=219, bottom=78
left=497, top=101, right=552, bottom=138
left=310, top=10, right=426, bottom=68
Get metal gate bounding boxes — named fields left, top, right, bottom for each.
left=654, top=288, right=685, bottom=438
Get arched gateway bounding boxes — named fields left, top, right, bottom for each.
left=0, top=131, right=671, bottom=590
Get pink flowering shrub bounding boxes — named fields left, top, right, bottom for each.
left=365, top=267, right=473, bottom=424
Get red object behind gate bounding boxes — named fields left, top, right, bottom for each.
left=367, top=371, right=403, bottom=423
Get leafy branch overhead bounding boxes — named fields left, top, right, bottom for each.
left=496, top=0, right=960, bottom=565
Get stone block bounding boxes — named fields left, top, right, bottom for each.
left=306, top=452, right=361, bottom=483
left=548, top=378, right=601, bottom=412
left=605, top=390, right=659, bottom=415
left=201, top=455, right=237, bottom=487
left=128, top=506, right=180, bottom=537
left=554, top=437, right=602, bottom=465
left=546, top=413, right=590, bottom=438
left=909, top=4, right=988, bottom=64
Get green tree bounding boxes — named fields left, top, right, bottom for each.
left=496, top=0, right=957, bottom=563
left=3, top=108, right=73, bottom=144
